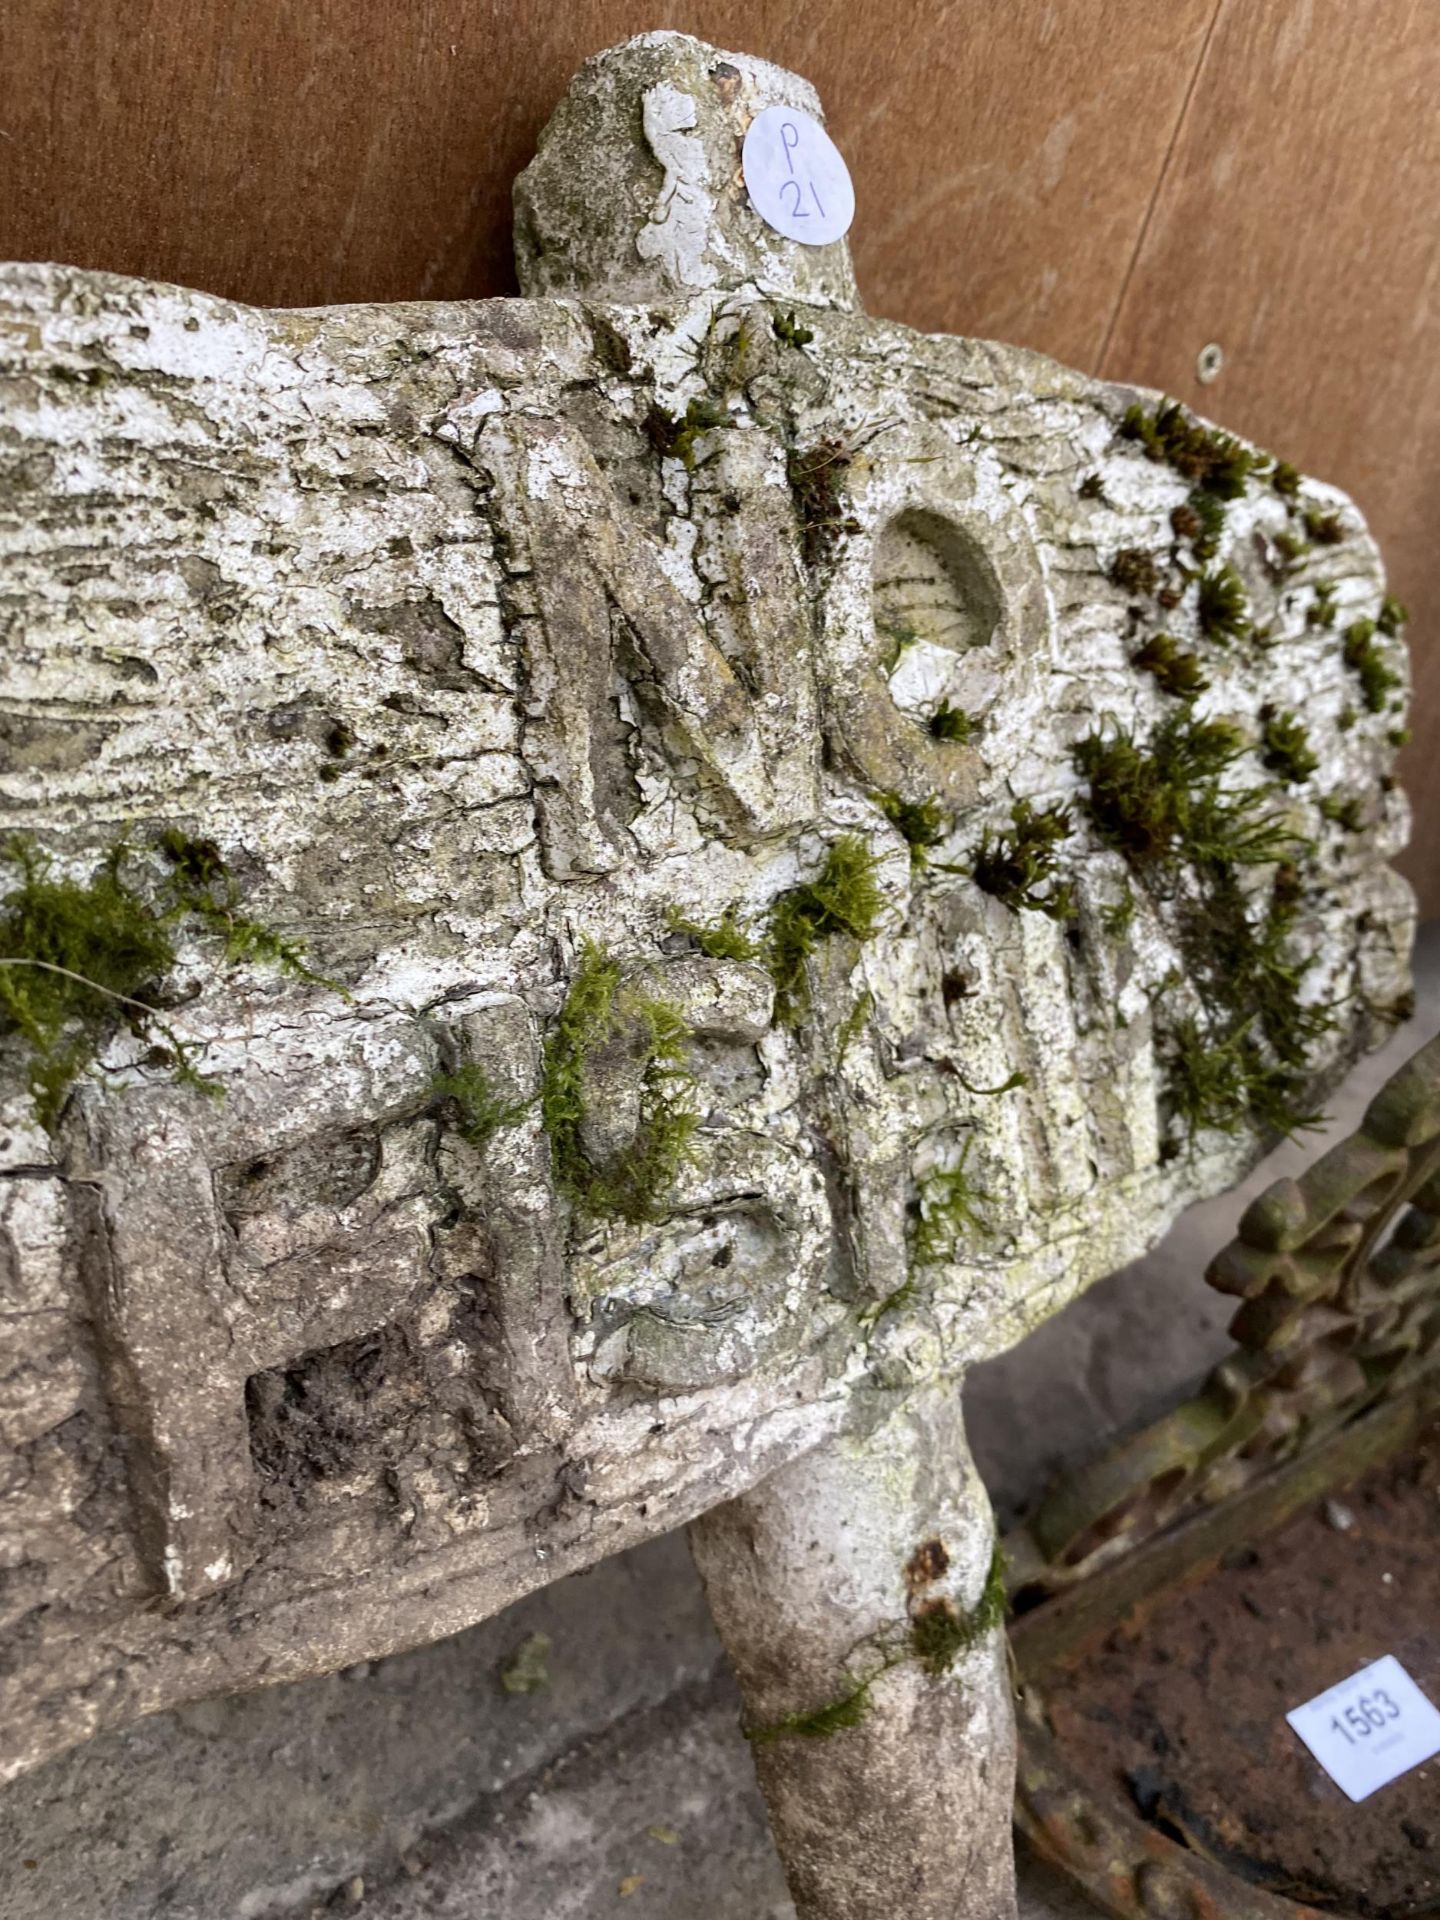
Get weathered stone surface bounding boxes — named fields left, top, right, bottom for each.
left=692, top=1385, right=1017, bottom=1918
left=0, top=27, right=1415, bottom=1912
left=513, top=33, right=859, bottom=312
left=0, top=963, right=1432, bottom=1920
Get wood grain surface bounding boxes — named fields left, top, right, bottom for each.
left=1, top=0, right=1435, bottom=908
left=1100, top=0, right=1440, bottom=912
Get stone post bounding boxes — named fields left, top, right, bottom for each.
left=691, top=1384, right=1016, bottom=1918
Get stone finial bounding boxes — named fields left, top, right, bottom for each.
left=513, top=31, right=860, bottom=310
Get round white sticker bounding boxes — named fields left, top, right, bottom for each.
left=741, top=104, right=855, bottom=248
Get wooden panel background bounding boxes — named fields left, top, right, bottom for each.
left=2, top=0, right=1436, bottom=906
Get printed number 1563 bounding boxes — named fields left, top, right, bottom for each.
left=1331, top=1689, right=1402, bottom=1744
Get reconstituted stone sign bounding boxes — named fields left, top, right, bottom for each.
left=0, top=31, right=1415, bottom=1918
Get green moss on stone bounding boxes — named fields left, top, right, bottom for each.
left=877, top=792, right=950, bottom=870
left=749, top=1676, right=876, bottom=1744
left=1132, top=633, right=1208, bottom=698
left=1110, top=547, right=1160, bottom=597
left=877, top=608, right=923, bottom=671
left=1074, top=717, right=1324, bottom=1139
left=1377, top=594, right=1409, bottom=637
left=772, top=309, right=815, bottom=349
left=970, top=800, right=1073, bottom=919
left=540, top=939, right=698, bottom=1223
left=787, top=438, right=862, bottom=568
left=768, top=836, right=887, bottom=1026
left=1075, top=712, right=1290, bottom=870
left=1343, top=619, right=1401, bottom=713
left=909, top=1140, right=989, bottom=1267
left=1120, top=399, right=1258, bottom=499
left=0, top=838, right=187, bottom=1127
left=1259, top=708, right=1319, bottom=784
left=430, top=1064, right=529, bottom=1149
left=909, top=1542, right=1008, bottom=1676
left=1178, top=489, right=1227, bottom=561
left=1307, top=582, right=1338, bottom=630
left=928, top=701, right=977, bottom=743
left=1319, top=793, right=1363, bottom=831
left=1196, top=563, right=1251, bottom=644
left=1303, top=507, right=1345, bottom=546
left=666, top=904, right=761, bottom=962
left=1, top=829, right=325, bottom=1128
left=159, top=831, right=331, bottom=988
left=644, top=395, right=727, bottom=472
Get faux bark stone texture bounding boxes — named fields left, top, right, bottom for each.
left=0, top=29, right=1416, bottom=1918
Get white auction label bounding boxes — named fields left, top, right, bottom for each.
left=742, top=104, right=855, bottom=247
left=1286, top=1655, right=1440, bottom=1802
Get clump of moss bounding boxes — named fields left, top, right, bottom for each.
left=929, top=701, right=977, bottom=743
left=877, top=607, right=923, bottom=671
left=1271, top=460, right=1301, bottom=500
left=1075, top=712, right=1289, bottom=869
left=1303, top=506, right=1345, bottom=546
left=159, top=831, right=330, bottom=987
left=1319, top=793, right=1363, bottom=831
left=1166, top=1010, right=1317, bottom=1141
left=1120, top=399, right=1258, bottom=498
left=908, top=1542, right=1008, bottom=1676
left=716, top=311, right=759, bottom=392
left=666, top=903, right=760, bottom=962
left=787, top=438, right=862, bottom=567
left=970, top=800, right=1073, bottom=919
left=1110, top=547, right=1160, bottom=597
left=1169, top=501, right=1202, bottom=542
left=1389, top=726, right=1412, bottom=748
left=1100, top=885, right=1136, bottom=939
left=318, top=718, right=355, bottom=783
left=1343, top=619, right=1401, bottom=714
left=0, top=838, right=189, bottom=1127
left=767, top=836, right=887, bottom=1026
left=1074, top=717, right=1325, bottom=1139
left=1259, top=707, right=1319, bottom=784
left=1078, top=472, right=1109, bottom=503
left=750, top=1539, right=1009, bottom=1739
left=749, top=1676, right=875, bottom=1743
left=1171, top=491, right=1225, bottom=562
left=877, top=792, right=950, bottom=870
left=1307, top=581, right=1338, bottom=629
left=1132, top=633, right=1208, bottom=698
left=1377, top=594, right=1408, bottom=637
left=430, top=1064, right=529, bottom=1148
left=909, top=1142, right=988, bottom=1267
left=644, top=395, right=727, bottom=472
left=1196, top=563, right=1251, bottom=644
left=772, top=309, right=815, bottom=349
left=540, top=939, right=698, bottom=1222
left=1, top=830, right=325, bottom=1128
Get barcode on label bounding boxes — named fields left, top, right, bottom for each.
left=1286, top=1654, right=1440, bottom=1802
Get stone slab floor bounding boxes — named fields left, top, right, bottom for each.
left=3, top=924, right=1436, bottom=1920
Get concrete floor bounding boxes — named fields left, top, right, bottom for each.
left=2, top=926, right=1435, bottom=1920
